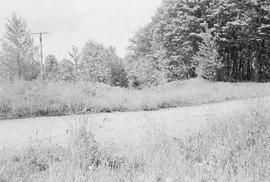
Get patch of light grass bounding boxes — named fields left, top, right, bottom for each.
left=1, top=102, right=270, bottom=181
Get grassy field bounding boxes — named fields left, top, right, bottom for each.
left=0, top=78, right=270, bottom=120
left=0, top=102, right=269, bottom=182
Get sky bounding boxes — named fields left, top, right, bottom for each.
left=0, top=0, right=162, bottom=60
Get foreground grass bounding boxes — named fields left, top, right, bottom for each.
left=1, top=103, right=270, bottom=182
left=0, top=78, right=270, bottom=119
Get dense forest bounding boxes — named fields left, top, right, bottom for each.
left=128, top=0, right=270, bottom=85
left=0, top=0, right=270, bottom=88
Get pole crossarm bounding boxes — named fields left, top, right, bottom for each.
left=31, top=32, right=50, bottom=35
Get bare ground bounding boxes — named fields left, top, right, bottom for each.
left=0, top=97, right=269, bottom=150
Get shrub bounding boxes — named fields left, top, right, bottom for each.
left=127, top=57, right=167, bottom=88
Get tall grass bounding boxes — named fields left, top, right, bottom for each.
left=1, top=103, right=270, bottom=181
left=1, top=78, right=270, bottom=119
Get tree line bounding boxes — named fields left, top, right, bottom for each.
left=0, top=13, right=128, bottom=87
left=128, top=0, right=270, bottom=85
left=1, top=0, right=270, bottom=88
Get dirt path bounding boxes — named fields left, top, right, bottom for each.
left=0, top=97, right=269, bottom=150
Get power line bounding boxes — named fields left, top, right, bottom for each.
left=31, top=32, right=50, bottom=80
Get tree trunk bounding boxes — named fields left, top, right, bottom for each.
left=16, top=53, right=23, bottom=79
left=252, top=50, right=259, bottom=82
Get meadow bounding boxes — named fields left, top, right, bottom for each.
left=0, top=101, right=269, bottom=182
left=0, top=78, right=270, bottom=119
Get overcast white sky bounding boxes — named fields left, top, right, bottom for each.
left=0, top=0, right=162, bottom=60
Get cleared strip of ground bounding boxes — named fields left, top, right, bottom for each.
left=0, top=97, right=269, bottom=150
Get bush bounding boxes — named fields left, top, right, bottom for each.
left=127, top=57, right=167, bottom=88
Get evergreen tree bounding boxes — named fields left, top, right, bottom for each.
left=0, top=13, right=39, bottom=81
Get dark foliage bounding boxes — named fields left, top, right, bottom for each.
left=127, top=0, right=270, bottom=82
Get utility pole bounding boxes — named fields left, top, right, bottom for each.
left=31, top=32, right=50, bottom=80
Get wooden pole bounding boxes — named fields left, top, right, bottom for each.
left=40, top=32, right=43, bottom=80
left=31, top=32, right=50, bottom=80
